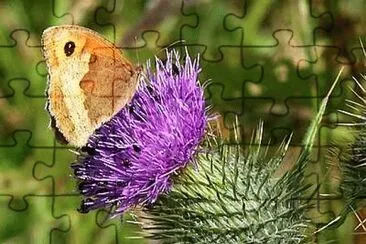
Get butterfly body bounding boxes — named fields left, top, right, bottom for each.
left=42, top=25, right=139, bottom=147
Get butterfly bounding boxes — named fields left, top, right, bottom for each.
left=42, top=25, right=140, bottom=147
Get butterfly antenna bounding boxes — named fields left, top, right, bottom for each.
left=156, top=39, right=186, bottom=56
left=134, top=36, right=141, bottom=67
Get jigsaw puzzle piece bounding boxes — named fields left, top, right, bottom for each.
left=239, top=97, right=318, bottom=144
left=204, top=45, right=263, bottom=103
left=312, top=1, right=366, bottom=64
left=304, top=171, right=338, bottom=226
left=0, top=195, right=69, bottom=243
left=241, top=29, right=317, bottom=80
left=221, top=97, right=275, bottom=143
left=132, top=31, right=168, bottom=62
left=225, top=0, right=333, bottom=47
left=180, top=0, right=244, bottom=61
left=0, top=30, right=45, bottom=96
left=33, top=146, right=81, bottom=196
left=0, top=1, right=71, bottom=46
left=298, top=45, right=365, bottom=101
left=0, top=78, right=55, bottom=146
left=94, top=0, right=184, bottom=49
left=95, top=209, right=144, bottom=243
left=268, top=95, right=333, bottom=143
left=0, top=131, right=74, bottom=207
left=0, top=0, right=119, bottom=46
left=50, top=195, right=143, bottom=243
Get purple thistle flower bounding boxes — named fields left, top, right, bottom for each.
left=71, top=49, right=207, bottom=217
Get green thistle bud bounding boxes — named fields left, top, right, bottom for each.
left=131, top=124, right=314, bottom=243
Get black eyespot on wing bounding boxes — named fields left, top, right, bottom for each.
left=64, top=41, right=75, bottom=57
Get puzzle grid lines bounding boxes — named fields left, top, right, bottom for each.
left=0, top=0, right=365, bottom=243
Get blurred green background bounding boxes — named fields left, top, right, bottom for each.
left=0, top=0, right=365, bottom=243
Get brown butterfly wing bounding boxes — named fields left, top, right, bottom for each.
left=42, top=25, right=139, bottom=147
left=79, top=31, right=139, bottom=126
